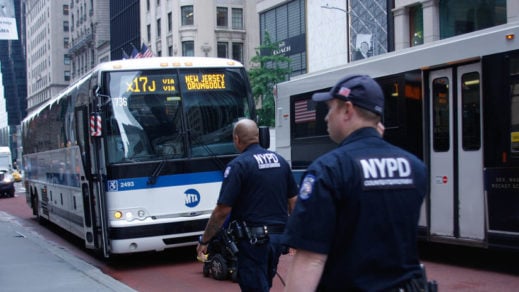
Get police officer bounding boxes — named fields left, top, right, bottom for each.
left=197, top=118, right=298, bottom=291
left=283, top=75, right=428, bottom=291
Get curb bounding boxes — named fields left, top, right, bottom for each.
left=0, top=211, right=137, bottom=292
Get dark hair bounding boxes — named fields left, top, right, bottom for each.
left=355, top=105, right=380, bottom=123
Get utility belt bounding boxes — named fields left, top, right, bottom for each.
left=389, top=265, right=438, bottom=292
left=229, top=220, right=285, bottom=246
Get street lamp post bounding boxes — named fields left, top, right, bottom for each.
left=320, top=2, right=350, bottom=61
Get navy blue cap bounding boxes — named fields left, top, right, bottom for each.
left=312, top=74, right=384, bottom=116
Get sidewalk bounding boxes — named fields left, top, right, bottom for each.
left=0, top=211, right=137, bottom=292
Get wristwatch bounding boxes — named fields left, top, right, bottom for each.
left=198, top=235, right=209, bottom=245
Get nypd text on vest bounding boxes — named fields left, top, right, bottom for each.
left=254, top=153, right=281, bottom=169
left=359, top=157, right=414, bottom=188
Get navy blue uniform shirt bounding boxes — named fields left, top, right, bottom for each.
left=283, top=127, right=427, bottom=291
left=218, top=143, right=298, bottom=226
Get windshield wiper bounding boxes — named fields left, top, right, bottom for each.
left=147, top=159, right=166, bottom=185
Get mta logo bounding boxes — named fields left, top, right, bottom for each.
left=184, top=188, right=201, bottom=208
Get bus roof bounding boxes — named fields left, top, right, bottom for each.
left=96, top=56, right=244, bottom=72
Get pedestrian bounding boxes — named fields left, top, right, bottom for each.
left=283, top=75, right=428, bottom=291
left=197, top=118, right=298, bottom=291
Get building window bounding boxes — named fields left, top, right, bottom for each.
left=182, top=41, right=194, bottom=56
left=64, top=37, right=69, bottom=48
left=64, top=54, right=71, bottom=65
left=147, top=24, right=151, bottom=43
left=91, top=48, right=95, bottom=67
left=146, top=0, right=150, bottom=11
left=409, top=4, right=423, bottom=46
left=64, top=71, right=71, bottom=81
left=63, top=21, right=69, bottom=32
left=217, top=7, right=228, bottom=27
left=217, top=42, right=228, bottom=58
left=168, top=46, right=173, bottom=56
left=439, top=0, right=506, bottom=39
left=168, top=12, right=172, bottom=32
left=63, top=5, right=69, bottom=15
left=157, top=18, right=161, bottom=37
left=232, top=42, right=243, bottom=63
left=260, top=0, right=306, bottom=77
left=181, top=6, right=194, bottom=26
left=232, top=8, right=243, bottom=30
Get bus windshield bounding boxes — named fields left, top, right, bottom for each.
left=105, top=68, right=252, bottom=163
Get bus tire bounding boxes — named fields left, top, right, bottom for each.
left=31, top=193, right=44, bottom=224
left=31, top=194, right=38, bottom=216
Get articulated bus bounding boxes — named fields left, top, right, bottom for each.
left=22, top=57, right=257, bottom=257
left=275, top=22, right=519, bottom=250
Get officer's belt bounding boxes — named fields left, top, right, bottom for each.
left=248, top=225, right=285, bottom=235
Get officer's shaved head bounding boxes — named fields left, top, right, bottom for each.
left=233, top=118, right=259, bottom=151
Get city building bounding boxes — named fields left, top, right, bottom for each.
left=0, top=71, right=8, bottom=144
left=139, top=0, right=259, bottom=68
left=257, top=0, right=518, bottom=76
left=393, top=0, right=517, bottom=50
left=25, top=0, right=71, bottom=113
left=256, top=0, right=391, bottom=76
left=68, top=0, right=111, bottom=81
left=0, top=0, right=27, bottom=163
left=109, top=0, right=140, bottom=61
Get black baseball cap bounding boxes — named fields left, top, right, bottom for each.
left=312, top=74, right=384, bottom=116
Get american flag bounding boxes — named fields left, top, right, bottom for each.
left=130, top=47, right=142, bottom=58
left=294, top=99, right=316, bottom=123
left=141, top=43, right=154, bottom=58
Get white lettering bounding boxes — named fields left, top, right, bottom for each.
left=361, top=159, right=378, bottom=178
left=386, top=159, right=398, bottom=177
left=185, top=193, right=198, bottom=204
left=397, top=158, right=411, bottom=177
left=254, top=153, right=281, bottom=169
left=364, top=178, right=414, bottom=186
left=374, top=159, right=387, bottom=178
left=360, top=157, right=412, bottom=179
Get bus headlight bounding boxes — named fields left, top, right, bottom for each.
left=113, top=208, right=148, bottom=221
left=114, top=211, right=123, bottom=219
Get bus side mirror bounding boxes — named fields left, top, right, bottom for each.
left=259, top=126, right=270, bottom=149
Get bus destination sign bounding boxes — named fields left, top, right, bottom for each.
left=125, top=73, right=227, bottom=94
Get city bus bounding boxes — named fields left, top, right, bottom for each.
left=275, top=22, right=519, bottom=250
left=22, top=57, right=260, bottom=257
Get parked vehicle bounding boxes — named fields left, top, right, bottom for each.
left=0, top=168, right=15, bottom=197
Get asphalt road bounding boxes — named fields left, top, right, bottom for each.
left=2, top=183, right=519, bottom=291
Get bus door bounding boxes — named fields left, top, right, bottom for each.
left=428, top=63, right=485, bottom=243
left=76, top=106, right=110, bottom=255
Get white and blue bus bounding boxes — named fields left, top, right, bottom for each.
left=22, top=57, right=261, bottom=257
left=275, top=22, right=519, bottom=250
